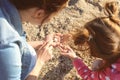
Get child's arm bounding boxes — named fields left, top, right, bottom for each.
left=58, top=44, right=112, bottom=80
left=73, top=58, right=111, bottom=80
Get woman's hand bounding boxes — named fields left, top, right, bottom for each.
left=27, top=42, right=53, bottom=80
left=27, top=34, right=54, bottom=79
left=52, top=33, right=72, bottom=46
left=36, top=39, right=54, bottom=64
left=58, top=44, right=77, bottom=60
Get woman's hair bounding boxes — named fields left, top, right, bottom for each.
left=9, top=0, right=69, bottom=38
left=9, top=0, right=68, bottom=14
left=72, top=2, right=120, bottom=70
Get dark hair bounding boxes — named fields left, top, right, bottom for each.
left=9, top=0, right=68, bottom=14
left=73, top=2, right=120, bottom=70
left=9, top=0, right=69, bottom=39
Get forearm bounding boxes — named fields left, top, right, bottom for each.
left=26, top=61, right=44, bottom=80
left=28, top=41, right=44, bottom=50
left=72, top=58, right=109, bottom=80
left=72, top=58, right=93, bottom=79
left=26, top=36, right=54, bottom=80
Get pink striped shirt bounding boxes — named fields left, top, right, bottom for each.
left=73, top=58, right=120, bottom=80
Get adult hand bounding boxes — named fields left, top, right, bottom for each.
left=27, top=34, right=54, bottom=79
left=36, top=41, right=53, bottom=64
left=52, top=33, right=72, bottom=46
left=27, top=42, right=53, bottom=80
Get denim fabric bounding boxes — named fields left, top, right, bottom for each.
left=0, top=0, right=37, bottom=80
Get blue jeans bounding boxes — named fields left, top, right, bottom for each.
left=0, top=42, right=37, bottom=80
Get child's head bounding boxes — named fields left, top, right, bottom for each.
left=72, top=1, right=120, bottom=70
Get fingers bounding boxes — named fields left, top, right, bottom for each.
left=37, top=41, right=54, bottom=62
left=52, top=36, right=60, bottom=46
left=54, top=33, right=63, bottom=37
left=37, top=41, right=50, bottom=53
left=53, top=33, right=69, bottom=41
left=58, top=44, right=71, bottom=53
left=44, top=33, right=71, bottom=47
left=58, top=44, right=77, bottom=60
left=44, top=33, right=60, bottom=47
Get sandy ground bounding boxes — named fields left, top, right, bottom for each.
left=23, top=0, right=120, bottom=80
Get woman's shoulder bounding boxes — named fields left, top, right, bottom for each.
left=0, top=10, right=21, bottom=44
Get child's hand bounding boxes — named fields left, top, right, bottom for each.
left=58, top=44, right=77, bottom=60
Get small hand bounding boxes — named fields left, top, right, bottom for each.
left=58, top=44, right=77, bottom=60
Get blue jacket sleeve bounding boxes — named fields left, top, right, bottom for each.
left=0, top=42, right=22, bottom=80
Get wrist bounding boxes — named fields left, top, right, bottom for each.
left=36, top=58, right=45, bottom=67
left=29, top=60, right=45, bottom=77
left=70, top=55, right=79, bottom=61
left=28, top=41, right=44, bottom=49
left=39, top=61, right=45, bottom=66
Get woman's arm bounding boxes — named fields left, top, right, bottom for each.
left=25, top=61, right=44, bottom=80
left=26, top=37, right=53, bottom=80
left=26, top=43, right=53, bottom=80
left=27, top=41, right=44, bottom=50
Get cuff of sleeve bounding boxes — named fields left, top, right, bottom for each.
left=73, top=57, right=86, bottom=69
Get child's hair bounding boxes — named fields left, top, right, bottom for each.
left=9, top=0, right=68, bottom=14
left=72, top=1, right=120, bottom=70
